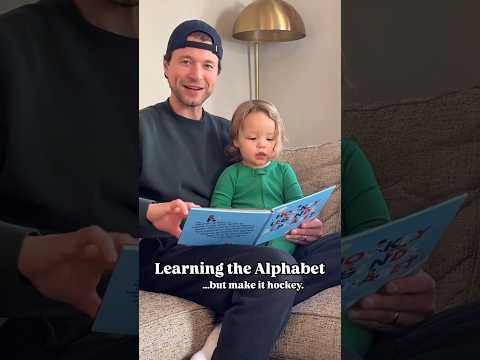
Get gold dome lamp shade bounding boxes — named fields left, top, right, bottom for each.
left=233, top=0, right=306, bottom=98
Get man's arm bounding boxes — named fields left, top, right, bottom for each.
left=0, top=221, right=39, bottom=289
left=138, top=197, right=160, bottom=237
left=1, top=222, right=133, bottom=318
left=16, top=227, right=133, bottom=318
left=0, top=25, right=36, bottom=296
left=139, top=198, right=197, bottom=237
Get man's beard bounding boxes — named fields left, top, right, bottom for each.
left=170, top=84, right=211, bottom=108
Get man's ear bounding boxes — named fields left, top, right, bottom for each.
left=163, top=59, right=169, bottom=79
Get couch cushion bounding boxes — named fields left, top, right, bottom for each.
left=139, top=286, right=341, bottom=360
left=280, top=143, right=341, bottom=235
left=139, top=291, right=214, bottom=360
left=343, top=86, right=480, bottom=310
left=270, top=286, right=341, bottom=360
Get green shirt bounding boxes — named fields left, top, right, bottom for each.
left=341, top=139, right=391, bottom=356
left=210, top=161, right=304, bottom=254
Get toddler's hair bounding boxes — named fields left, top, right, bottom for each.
left=226, top=99, right=287, bottom=161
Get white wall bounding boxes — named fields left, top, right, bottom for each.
left=260, top=0, right=341, bottom=146
left=140, top=0, right=340, bottom=146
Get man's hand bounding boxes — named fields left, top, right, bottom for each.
left=17, top=225, right=136, bottom=318
left=347, top=270, right=436, bottom=330
left=146, top=199, right=198, bottom=238
left=285, top=218, right=325, bottom=245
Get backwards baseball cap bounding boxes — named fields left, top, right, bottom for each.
left=166, top=20, right=223, bottom=60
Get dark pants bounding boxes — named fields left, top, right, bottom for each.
left=1, top=275, right=138, bottom=360
left=140, top=232, right=341, bottom=360
left=341, top=302, right=480, bottom=359
left=366, top=301, right=480, bottom=360
left=0, top=316, right=138, bottom=360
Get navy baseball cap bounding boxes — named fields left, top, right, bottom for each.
left=166, top=20, right=223, bottom=60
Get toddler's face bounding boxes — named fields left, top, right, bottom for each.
left=234, top=112, right=277, bottom=168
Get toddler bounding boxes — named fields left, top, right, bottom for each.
left=191, top=99, right=304, bottom=359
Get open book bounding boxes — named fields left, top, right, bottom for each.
left=341, top=194, right=466, bottom=310
left=92, top=245, right=138, bottom=335
left=178, top=185, right=336, bottom=246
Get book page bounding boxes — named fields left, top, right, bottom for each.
left=179, top=208, right=271, bottom=246
left=257, top=185, right=336, bottom=244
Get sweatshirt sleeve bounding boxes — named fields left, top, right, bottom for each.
left=0, top=221, right=50, bottom=319
left=0, top=221, right=38, bottom=289
left=138, top=197, right=163, bottom=238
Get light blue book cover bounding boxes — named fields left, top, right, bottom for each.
left=258, top=185, right=337, bottom=243
left=341, top=194, right=466, bottom=310
left=178, top=185, right=336, bottom=246
left=92, top=245, right=138, bottom=335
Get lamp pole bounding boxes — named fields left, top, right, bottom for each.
left=255, top=42, right=260, bottom=99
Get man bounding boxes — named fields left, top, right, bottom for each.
left=138, top=20, right=340, bottom=360
left=1, top=0, right=138, bottom=358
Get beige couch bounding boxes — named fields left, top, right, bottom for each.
left=140, top=87, right=480, bottom=359
left=140, top=143, right=342, bottom=360
left=343, top=86, right=480, bottom=312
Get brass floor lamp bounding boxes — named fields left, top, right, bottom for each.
left=232, top=0, right=306, bottom=99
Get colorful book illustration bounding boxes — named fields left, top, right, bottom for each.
left=178, top=185, right=337, bottom=246
left=341, top=194, right=466, bottom=310
left=92, top=245, right=138, bottom=335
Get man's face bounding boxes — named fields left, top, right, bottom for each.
left=164, top=36, right=219, bottom=110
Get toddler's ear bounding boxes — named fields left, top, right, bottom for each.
left=233, top=139, right=239, bottom=148
left=272, top=143, right=280, bottom=156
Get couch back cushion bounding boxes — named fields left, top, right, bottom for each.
left=279, top=143, right=341, bottom=235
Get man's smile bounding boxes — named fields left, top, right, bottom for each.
left=183, top=84, right=204, bottom=91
